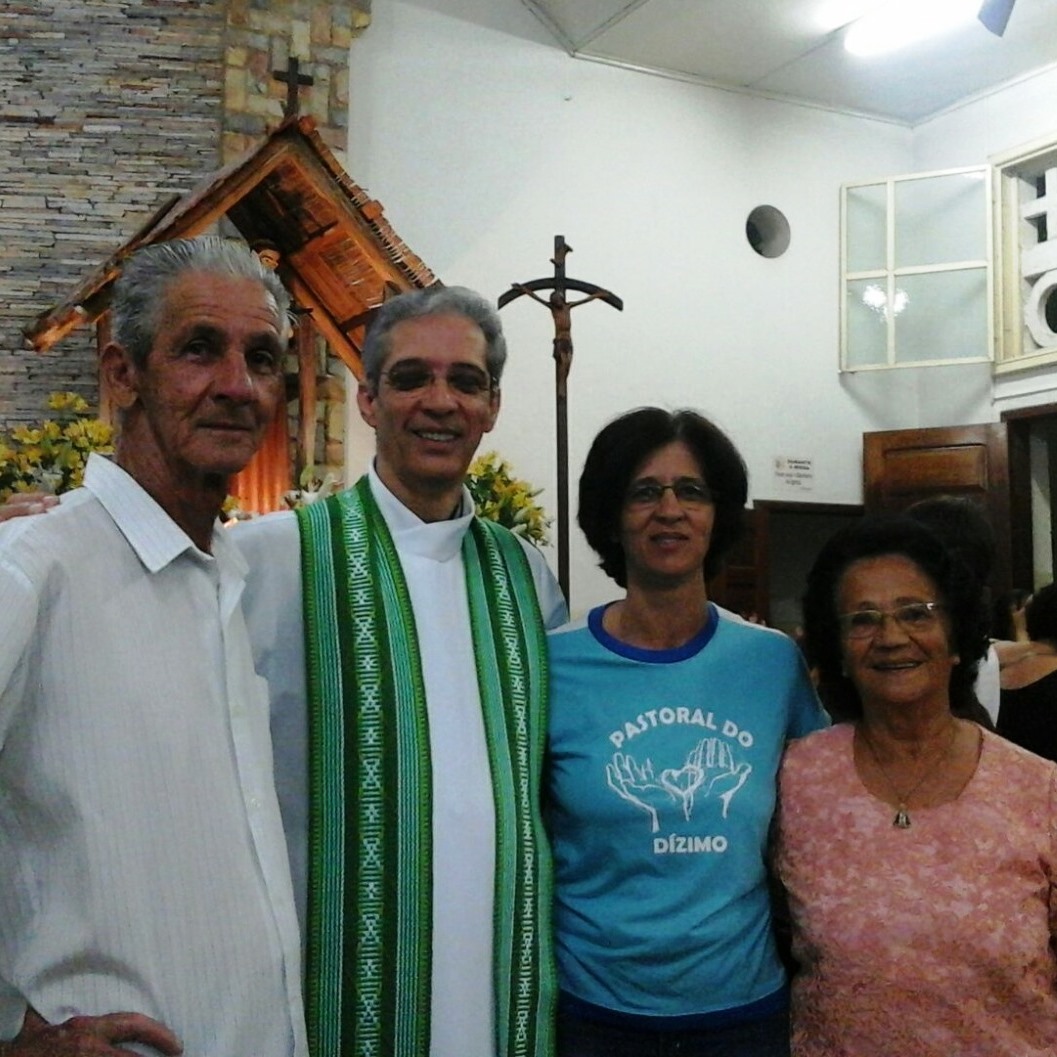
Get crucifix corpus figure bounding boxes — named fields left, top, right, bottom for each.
left=499, top=236, right=623, bottom=604
left=514, top=287, right=601, bottom=398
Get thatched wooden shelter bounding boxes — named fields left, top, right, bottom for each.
left=25, top=116, right=437, bottom=511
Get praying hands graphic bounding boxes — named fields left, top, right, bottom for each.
left=606, top=738, right=751, bottom=832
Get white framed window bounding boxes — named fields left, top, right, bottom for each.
left=992, top=133, right=1057, bottom=374
left=840, top=167, right=992, bottom=373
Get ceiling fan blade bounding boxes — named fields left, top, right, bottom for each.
left=978, top=0, right=1016, bottom=35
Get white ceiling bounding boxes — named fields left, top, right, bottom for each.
left=518, top=0, right=1057, bottom=124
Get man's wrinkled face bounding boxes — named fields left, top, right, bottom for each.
left=114, top=271, right=286, bottom=486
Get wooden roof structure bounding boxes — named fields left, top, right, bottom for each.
left=25, top=116, right=438, bottom=376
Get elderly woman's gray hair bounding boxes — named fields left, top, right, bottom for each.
left=111, top=237, right=293, bottom=366
left=360, top=286, right=508, bottom=389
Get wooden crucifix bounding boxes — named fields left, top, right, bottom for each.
left=273, top=56, right=314, bottom=118
left=499, top=236, right=623, bottom=605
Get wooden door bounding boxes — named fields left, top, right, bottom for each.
left=708, top=508, right=761, bottom=619
left=1003, top=407, right=1057, bottom=591
left=708, top=502, right=862, bottom=627
left=752, top=501, right=863, bottom=633
left=862, top=423, right=1014, bottom=595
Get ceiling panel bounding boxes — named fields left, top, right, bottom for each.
left=522, top=0, right=1057, bottom=123
left=753, top=0, right=1057, bottom=120
left=585, top=0, right=823, bottom=86
left=520, top=0, right=647, bottom=48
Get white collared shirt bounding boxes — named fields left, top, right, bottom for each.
left=0, top=454, right=306, bottom=1056
left=237, top=466, right=566, bottom=1057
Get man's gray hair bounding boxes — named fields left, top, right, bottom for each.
left=361, top=285, right=508, bottom=389
left=111, top=236, right=293, bottom=366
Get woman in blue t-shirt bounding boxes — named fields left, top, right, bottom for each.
left=546, top=407, right=825, bottom=1057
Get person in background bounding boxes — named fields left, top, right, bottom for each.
left=992, top=587, right=1034, bottom=668
left=0, top=237, right=306, bottom=1057
left=546, top=407, right=825, bottom=1057
left=903, top=495, right=998, bottom=727
left=998, top=581, right=1057, bottom=761
left=993, top=587, right=1032, bottom=644
left=775, top=514, right=1057, bottom=1057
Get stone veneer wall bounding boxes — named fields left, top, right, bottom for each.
left=221, top=0, right=370, bottom=480
left=223, top=0, right=366, bottom=162
left=0, top=0, right=369, bottom=481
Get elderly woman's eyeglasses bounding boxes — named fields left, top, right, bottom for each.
left=625, top=478, right=713, bottom=508
left=838, top=601, right=945, bottom=639
left=381, top=361, right=493, bottom=397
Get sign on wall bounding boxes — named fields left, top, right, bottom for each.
left=772, top=456, right=815, bottom=494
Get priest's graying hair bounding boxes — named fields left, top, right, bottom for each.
left=110, top=236, right=294, bottom=367
left=361, top=285, right=508, bottom=390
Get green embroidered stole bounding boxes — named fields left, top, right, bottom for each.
left=297, top=477, right=556, bottom=1057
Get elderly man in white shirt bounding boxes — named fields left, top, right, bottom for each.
left=0, top=238, right=306, bottom=1057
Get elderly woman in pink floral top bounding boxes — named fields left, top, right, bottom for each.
left=774, top=515, right=1057, bottom=1056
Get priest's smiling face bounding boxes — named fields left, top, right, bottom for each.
left=357, top=311, right=500, bottom=522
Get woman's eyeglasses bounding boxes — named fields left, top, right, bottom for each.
left=625, top=478, right=713, bottom=508
left=837, top=601, right=945, bottom=639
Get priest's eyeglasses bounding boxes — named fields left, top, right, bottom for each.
left=838, top=601, right=945, bottom=639
left=625, top=478, right=713, bottom=508
left=381, top=361, right=493, bottom=398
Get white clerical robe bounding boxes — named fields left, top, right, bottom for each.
left=237, top=466, right=566, bottom=1057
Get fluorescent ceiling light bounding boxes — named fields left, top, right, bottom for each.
left=845, top=0, right=979, bottom=56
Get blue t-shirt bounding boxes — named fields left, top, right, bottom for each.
left=546, top=603, right=826, bottom=1020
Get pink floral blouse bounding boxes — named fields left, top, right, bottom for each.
left=775, top=724, right=1057, bottom=1056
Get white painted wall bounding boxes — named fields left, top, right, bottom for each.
left=344, top=0, right=946, bottom=613
left=913, top=65, right=1057, bottom=418
left=912, top=64, right=1057, bottom=171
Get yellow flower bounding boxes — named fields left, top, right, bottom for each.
left=467, top=451, right=551, bottom=547
left=0, top=392, right=114, bottom=502
left=48, top=391, right=90, bottom=415
left=41, top=420, right=64, bottom=442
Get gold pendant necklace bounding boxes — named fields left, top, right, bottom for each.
left=858, top=720, right=958, bottom=829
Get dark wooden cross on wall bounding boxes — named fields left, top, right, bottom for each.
left=273, top=56, right=314, bottom=119
left=499, top=236, right=623, bottom=606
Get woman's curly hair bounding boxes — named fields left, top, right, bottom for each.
left=802, top=514, right=990, bottom=722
